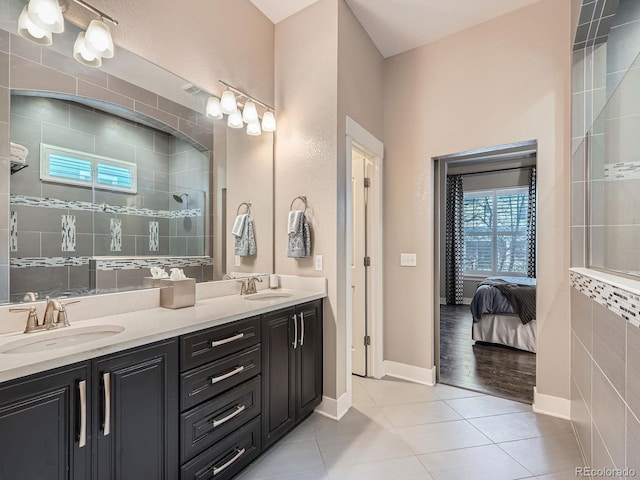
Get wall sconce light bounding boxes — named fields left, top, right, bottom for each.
left=17, top=0, right=118, bottom=68
left=206, top=80, right=276, bottom=136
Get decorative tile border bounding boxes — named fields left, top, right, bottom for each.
left=604, top=161, right=640, bottom=180
left=10, top=257, right=90, bottom=268
left=10, top=195, right=202, bottom=218
left=9, top=211, right=17, bottom=252
left=149, top=221, right=159, bottom=252
left=571, top=271, right=640, bottom=327
left=91, top=256, right=213, bottom=271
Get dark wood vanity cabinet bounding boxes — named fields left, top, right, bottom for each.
left=262, top=300, right=323, bottom=448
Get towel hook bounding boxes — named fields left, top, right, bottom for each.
left=236, top=201, right=252, bottom=215
left=289, top=195, right=307, bottom=213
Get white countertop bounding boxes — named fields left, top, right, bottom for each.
left=0, top=276, right=326, bottom=384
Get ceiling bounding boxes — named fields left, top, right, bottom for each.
left=249, top=0, right=543, bottom=58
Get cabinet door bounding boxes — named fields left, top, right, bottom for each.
left=94, top=339, right=179, bottom=480
left=296, top=300, right=323, bottom=420
left=261, top=307, right=296, bottom=448
left=0, top=362, right=91, bottom=480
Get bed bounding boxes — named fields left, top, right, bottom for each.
left=470, top=276, right=537, bottom=353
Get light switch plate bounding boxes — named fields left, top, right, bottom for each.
left=234, top=255, right=241, bottom=267
left=400, top=253, right=417, bottom=267
left=315, top=255, right=323, bottom=271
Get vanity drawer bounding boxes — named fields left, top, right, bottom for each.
left=181, top=416, right=261, bottom=480
left=180, top=345, right=261, bottom=410
left=180, top=375, right=261, bottom=463
left=181, top=316, right=261, bottom=371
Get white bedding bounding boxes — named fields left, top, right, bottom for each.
left=472, top=314, right=537, bottom=353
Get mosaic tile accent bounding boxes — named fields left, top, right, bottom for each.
left=61, top=215, right=76, bottom=252
left=92, top=256, right=213, bottom=271
left=604, top=161, right=640, bottom=181
left=571, top=271, right=640, bottom=327
left=10, top=195, right=202, bottom=218
left=10, top=257, right=90, bottom=268
left=9, top=211, right=17, bottom=252
left=149, top=221, right=159, bottom=252
left=110, top=218, right=122, bottom=252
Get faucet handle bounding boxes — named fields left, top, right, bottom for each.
left=56, top=300, right=80, bottom=327
left=10, top=306, right=40, bottom=333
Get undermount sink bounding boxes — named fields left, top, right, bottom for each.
left=0, top=325, right=125, bottom=354
left=243, top=291, right=293, bottom=301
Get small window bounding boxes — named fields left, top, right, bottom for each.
left=40, top=143, right=137, bottom=194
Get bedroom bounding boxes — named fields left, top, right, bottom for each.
left=437, top=141, right=538, bottom=404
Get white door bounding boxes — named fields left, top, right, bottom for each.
left=351, top=150, right=371, bottom=377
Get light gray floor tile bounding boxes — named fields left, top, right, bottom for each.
left=395, top=419, right=492, bottom=454
left=238, top=439, right=325, bottom=479
left=326, top=456, right=433, bottom=480
left=418, top=444, right=532, bottom=480
left=468, top=412, right=574, bottom=443
left=315, top=426, right=405, bottom=451
left=498, top=433, right=584, bottom=476
left=320, top=438, right=415, bottom=468
left=367, top=385, right=440, bottom=406
left=535, top=470, right=582, bottom=479
left=380, top=400, right=462, bottom=427
left=434, top=383, right=484, bottom=400
left=445, top=395, right=531, bottom=419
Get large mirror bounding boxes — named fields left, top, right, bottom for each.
left=0, top=1, right=274, bottom=303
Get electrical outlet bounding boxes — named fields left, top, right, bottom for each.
left=400, top=253, right=417, bottom=267
left=315, top=255, right=323, bottom=271
left=234, top=255, right=241, bottom=267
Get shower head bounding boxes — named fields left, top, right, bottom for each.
left=172, top=192, right=188, bottom=203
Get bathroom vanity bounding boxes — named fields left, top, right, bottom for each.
left=0, top=280, right=325, bottom=480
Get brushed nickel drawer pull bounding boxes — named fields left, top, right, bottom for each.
left=210, top=365, right=244, bottom=385
left=213, top=448, right=245, bottom=476
left=103, top=372, right=111, bottom=436
left=299, top=312, right=305, bottom=346
left=78, top=380, right=87, bottom=448
left=292, top=314, right=298, bottom=349
left=211, top=332, right=244, bottom=348
left=212, top=404, right=246, bottom=428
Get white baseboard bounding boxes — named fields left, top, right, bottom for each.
left=383, top=360, right=436, bottom=386
left=532, top=386, right=571, bottom=420
left=315, top=392, right=351, bottom=421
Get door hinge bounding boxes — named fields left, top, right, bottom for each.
left=364, top=336, right=371, bottom=346
left=364, top=177, right=371, bottom=188
left=364, top=257, right=371, bottom=267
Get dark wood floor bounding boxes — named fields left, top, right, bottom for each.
left=439, top=304, right=536, bottom=404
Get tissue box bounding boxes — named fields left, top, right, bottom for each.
left=159, top=278, right=196, bottom=309
left=143, top=277, right=166, bottom=288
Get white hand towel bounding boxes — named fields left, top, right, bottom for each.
left=10, top=142, right=28, bottom=165
left=232, top=214, right=248, bottom=237
left=288, top=210, right=302, bottom=234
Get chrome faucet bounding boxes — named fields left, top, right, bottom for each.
left=246, top=276, right=263, bottom=294
left=9, top=297, right=79, bottom=333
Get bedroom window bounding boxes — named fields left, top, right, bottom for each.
left=463, top=187, right=528, bottom=276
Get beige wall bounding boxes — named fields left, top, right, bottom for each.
left=383, top=0, right=572, bottom=399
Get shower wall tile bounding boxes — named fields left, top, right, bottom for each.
left=108, top=76, right=158, bottom=108
left=593, top=302, right=626, bottom=396
left=11, top=55, right=75, bottom=95
left=592, top=366, right=626, bottom=469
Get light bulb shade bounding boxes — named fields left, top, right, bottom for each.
left=220, top=90, right=237, bottom=115
left=206, top=97, right=223, bottom=119
left=85, top=19, right=114, bottom=59
left=27, top=0, right=64, bottom=34
left=247, top=120, right=262, bottom=136
left=261, top=111, right=276, bottom=132
left=242, top=101, right=258, bottom=124
left=18, top=5, right=53, bottom=45
left=73, top=32, right=102, bottom=68
left=227, top=110, right=243, bottom=129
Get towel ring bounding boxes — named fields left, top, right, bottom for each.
left=289, top=195, right=307, bottom=213
left=236, top=202, right=252, bottom=215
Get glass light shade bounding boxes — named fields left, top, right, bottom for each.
left=220, top=90, right=237, bottom=115
left=247, top=120, right=262, bottom=136
left=85, top=19, right=114, bottom=59
left=206, top=97, right=223, bottom=119
left=227, top=110, right=243, bottom=129
left=242, top=101, right=258, bottom=124
left=27, top=0, right=64, bottom=33
left=261, top=111, right=276, bottom=132
left=73, top=32, right=102, bottom=68
left=18, top=6, right=53, bottom=46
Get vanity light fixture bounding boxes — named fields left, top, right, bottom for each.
left=206, top=80, right=276, bottom=136
left=18, top=0, right=118, bottom=68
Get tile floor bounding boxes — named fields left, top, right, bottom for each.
left=237, top=376, right=585, bottom=480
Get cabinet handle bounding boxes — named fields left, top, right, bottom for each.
left=103, top=372, right=111, bottom=436
left=213, top=447, right=245, bottom=476
left=212, top=404, right=246, bottom=428
left=211, top=332, right=244, bottom=348
left=292, top=314, right=298, bottom=349
left=210, top=365, right=244, bottom=385
left=78, top=380, right=87, bottom=448
left=300, top=312, right=305, bottom=346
